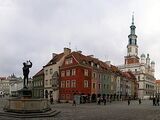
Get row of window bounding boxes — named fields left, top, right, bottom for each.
left=61, top=80, right=76, bottom=88
left=61, top=94, right=71, bottom=100
left=33, top=81, right=43, bottom=87
left=0, top=86, right=9, bottom=89
left=146, top=91, right=153, bottom=95
left=45, top=79, right=52, bottom=86
left=60, top=82, right=110, bottom=90
left=0, top=84, right=9, bottom=86
left=61, top=80, right=89, bottom=88
left=61, top=69, right=76, bottom=77
left=45, top=68, right=53, bottom=75
left=128, top=47, right=138, bottom=53
left=46, top=68, right=119, bottom=80
left=92, top=83, right=103, bottom=89
left=146, top=84, right=154, bottom=89
left=61, top=69, right=89, bottom=77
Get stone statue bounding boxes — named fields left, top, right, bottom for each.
left=23, top=60, right=32, bottom=88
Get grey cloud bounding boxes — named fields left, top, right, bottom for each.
left=0, top=0, right=160, bottom=79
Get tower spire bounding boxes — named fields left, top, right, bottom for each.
left=132, top=12, right=134, bottom=25
left=127, top=13, right=138, bottom=58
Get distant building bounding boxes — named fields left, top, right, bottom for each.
left=7, top=74, right=22, bottom=95
left=118, top=15, right=156, bottom=99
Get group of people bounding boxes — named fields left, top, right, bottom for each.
left=71, top=96, right=160, bottom=107
left=127, top=97, right=142, bottom=105
left=97, top=97, right=107, bottom=105
left=153, top=97, right=159, bottom=106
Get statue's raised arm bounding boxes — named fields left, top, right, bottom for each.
left=27, top=60, right=32, bottom=68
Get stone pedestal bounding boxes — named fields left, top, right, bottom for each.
left=4, top=88, right=51, bottom=113
left=4, top=98, right=50, bottom=113
left=18, top=87, right=32, bottom=99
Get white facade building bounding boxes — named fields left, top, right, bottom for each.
left=118, top=15, right=156, bottom=99
left=43, top=48, right=71, bottom=101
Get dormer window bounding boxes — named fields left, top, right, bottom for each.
left=65, top=57, right=73, bottom=65
left=83, top=60, right=86, bottom=64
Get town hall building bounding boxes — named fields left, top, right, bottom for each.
left=118, top=15, right=156, bottom=99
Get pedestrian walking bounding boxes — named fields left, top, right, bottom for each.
left=50, top=96, right=53, bottom=104
left=109, top=96, right=112, bottom=103
left=157, top=97, right=159, bottom=106
left=50, top=95, right=53, bottom=104
left=128, top=97, right=131, bottom=105
left=153, top=97, right=156, bottom=106
left=103, top=97, right=106, bottom=105
left=97, top=97, right=101, bottom=105
left=138, top=98, right=141, bottom=104
left=72, top=99, right=76, bottom=106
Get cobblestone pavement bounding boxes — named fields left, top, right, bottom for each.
left=1, top=98, right=160, bottom=120
left=53, top=100, right=160, bottom=120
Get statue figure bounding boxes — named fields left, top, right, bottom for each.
left=23, top=60, right=32, bottom=88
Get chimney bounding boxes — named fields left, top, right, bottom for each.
left=105, top=61, right=111, bottom=67
left=64, top=48, right=71, bottom=55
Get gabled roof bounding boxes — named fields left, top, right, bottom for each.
left=44, top=53, right=64, bottom=67
left=71, top=51, right=89, bottom=64
left=33, top=69, right=44, bottom=78
left=62, top=51, right=120, bottom=73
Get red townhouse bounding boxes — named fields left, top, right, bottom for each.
left=59, top=51, right=92, bottom=102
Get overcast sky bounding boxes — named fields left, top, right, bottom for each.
left=0, top=0, right=160, bottom=79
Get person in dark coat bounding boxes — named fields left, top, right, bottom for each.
left=128, top=97, right=131, bottom=105
left=153, top=97, right=156, bottom=106
left=72, top=99, right=76, bottom=106
left=157, top=97, right=159, bottom=106
left=50, top=97, right=53, bottom=104
left=138, top=98, right=141, bottom=104
left=97, top=97, right=101, bottom=105
left=103, top=97, right=107, bottom=105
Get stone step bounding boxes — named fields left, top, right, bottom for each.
left=0, top=110, right=61, bottom=118
left=2, top=109, right=55, bottom=116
